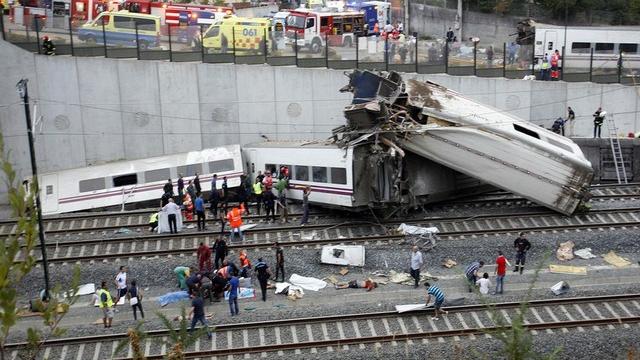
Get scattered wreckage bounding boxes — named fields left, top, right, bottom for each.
left=335, top=70, right=594, bottom=215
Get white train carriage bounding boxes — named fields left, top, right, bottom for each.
left=532, top=23, right=640, bottom=70
left=401, top=79, right=594, bottom=216
left=242, top=141, right=490, bottom=209
left=36, top=145, right=243, bottom=215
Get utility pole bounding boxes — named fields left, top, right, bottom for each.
left=16, top=79, right=51, bottom=301
left=456, top=0, right=463, bottom=42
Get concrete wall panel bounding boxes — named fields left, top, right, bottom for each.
left=274, top=67, right=315, bottom=140
left=566, top=82, right=605, bottom=138
left=528, top=80, right=567, bottom=129
left=310, top=68, right=351, bottom=138
left=197, top=64, right=241, bottom=148
left=494, top=79, right=532, bottom=121
left=236, top=65, right=276, bottom=144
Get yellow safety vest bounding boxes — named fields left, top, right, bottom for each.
left=96, top=289, right=114, bottom=308
left=253, top=182, right=263, bottom=195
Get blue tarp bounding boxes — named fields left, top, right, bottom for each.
left=157, top=291, right=190, bottom=307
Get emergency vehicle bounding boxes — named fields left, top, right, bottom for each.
left=200, top=17, right=272, bottom=54
left=77, top=10, right=160, bottom=49
left=285, top=9, right=364, bottom=53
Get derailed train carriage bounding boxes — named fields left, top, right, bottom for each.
left=338, top=70, right=594, bottom=215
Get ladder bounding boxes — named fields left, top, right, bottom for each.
left=606, top=113, right=628, bottom=184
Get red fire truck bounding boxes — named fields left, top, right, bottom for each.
left=285, top=9, right=364, bottom=53
left=121, top=0, right=232, bottom=26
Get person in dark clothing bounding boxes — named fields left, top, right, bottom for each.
left=274, top=242, right=285, bottom=282
left=186, top=273, right=203, bottom=295
left=300, top=186, right=310, bottom=225
left=254, top=258, right=271, bottom=301
left=163, top=179, right=174, bottom=197
left=513, top=232, right=531, bottom=274
left=194, top=173, right=201, bottom=194
left=195, top=193, right=206, bottom=231
left=221, top=177, right=229, bottom=215
left=189, top=293, right=212, bottom=339
left=263, top=190, right=276, bottom=222
left=593, top=107, right=604, bottom=138
left=42, top=36, right=55, bottom=55
left=446, top=27, right=454, bottom=43
left=238, top=177, right=250, bottom=215
left=177, top=174, right=184, bottom=206
left=161, top=192, right=171, bottom=207
left=127, top=279, right=144, bottom=320
left=213, top=237, right=228, bottom=269
left=210, top=189, right=219, bottom=218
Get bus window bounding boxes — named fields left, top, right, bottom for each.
left=595, top=42, right=614, bottom=54
left=571, top=42, right=590, bottom=54
left=619, top=43, right=638, bottom=54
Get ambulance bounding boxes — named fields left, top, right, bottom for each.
left=77, top=10, right=161, bottom=49
left=200, top=17, right=272, bottom=54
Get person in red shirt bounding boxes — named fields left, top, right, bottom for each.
left=494, top=250, right=511, bottom=295
left=197, top=242, right=212, bottom=273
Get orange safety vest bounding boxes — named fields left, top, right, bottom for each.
left=227, top=207, right=243, bottom=228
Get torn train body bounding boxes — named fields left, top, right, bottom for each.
left=337, top=70, right=594, bottom=216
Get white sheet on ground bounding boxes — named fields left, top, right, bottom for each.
left=397, top=223, right=439, bottom=235
left=396, top=304, right=428, bottom=313
left=320, top=245, right=365, bottom=267
left=288, top=274, right=327, bottom=291
left=74, top=283, right=96, bottom=296
left=157, top=211, right=183, bottom=233
left=274, top=282, right=304, bottom=296
left=574, top=248, right=597, bottom=259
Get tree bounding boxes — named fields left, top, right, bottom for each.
left=0, top=134, right=80, bottom=360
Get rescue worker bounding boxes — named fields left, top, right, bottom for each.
left=182, top=193, right=193, bottom=222
left=197, top=242, right=212, bottom=273
left=300, top=186, right=311, bottom=226
left=550, top=49, right=560, bottom=80
left=540, top=57, right=550, bottom=81
left=213, top=237, right=228, bottom=269
left=42, top=36, right=55, bottom=55
left=177, top=174, right=184, bottom=206
left=238, top=177, right=250, bottom=215
left=593, top=107, right=604, bottom=138
left=163, top=179, right=174, bottom=197
left=567, top=106, right=576, bottom=136
left=239, top=249, right=251, bottom=278
left=254, top=257, right=271, bottom=301
left=148, top=211, right=159, bottom=232
left=210, top=174, right=219, bottom=218
left=221, top=177, right=229, bottom=215
left=551, top=117, right=566, bottom=136
left=263, top=189, right=276, bottom=223
left=194, top=173, right=201, bottom=194
left=262, top=171, right=274, bottom=193
left=252, top=177, right=263, bottom=215
left=513, top=232, right=531, bottom=274
left=275, top=175, right=288, bottom=223
left=226, top=204, right=245, bottom=242
left=465, top=260, right=484, bottom=292
left=174, top=266, right=191, bottom=291
left=274, top=241, right=285, bottom=282
left=96, top=281, right=115, bottom=328
left=195, top=193, right=206, bottom=231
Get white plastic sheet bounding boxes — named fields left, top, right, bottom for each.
left=288, top=274, right=327, bottom=291
left=397, top=223, right=439, bottom=236
left=395, top=304, right=427, bottom=313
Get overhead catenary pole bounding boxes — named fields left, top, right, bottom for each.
left=16, top=79, right=51, bottom=301
left=457, top=0, right=463, bottom=43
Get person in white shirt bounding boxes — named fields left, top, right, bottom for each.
left=475, top=272, right=491, bottom=295
left=410, top=246, right=424, bottom=288
left=114, top=265, right=128, bottom=304
left=163, top=198, right=181, bottom=234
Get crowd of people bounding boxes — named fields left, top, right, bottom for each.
left=151, top=167, right=312, bottom=235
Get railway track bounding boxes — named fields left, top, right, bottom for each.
left=23, top=207, right=640, bottom=264
left=6, top=294, right=640, bottom=359
left=2, top=183, right=638, bottom=238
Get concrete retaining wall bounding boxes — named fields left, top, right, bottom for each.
left=1, top=39, right=640, bottom=195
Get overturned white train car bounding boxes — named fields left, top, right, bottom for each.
left=340, top=70, right=594, bottom=215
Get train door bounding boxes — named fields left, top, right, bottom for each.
left=40, top=174, right=59, bottom=214
left=544, top=30, right=557, bottom=53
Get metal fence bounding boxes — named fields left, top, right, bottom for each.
left=2, top=14, right=639, bottom=85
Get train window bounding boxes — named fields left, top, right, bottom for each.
left=513, top=124, right=539, bottom=139
left=208, top=159, right=233, bottom=173
left=177, top=163, right=203, bottom=177
left=294, top=165, right=309, bottom=181
left=265, top=164, right=277, bottom=174
left=79, top=178, right=106, bottom=192
left=312, top=166, right=328, bottom=183
left=571, top=42, right=591, bottom=54
left=145, top=168, right=170, bottom=183
left=113, top=173, right=138, bottom=187
left=595, top=43, right=614, bottom=54
left=619, top=43, right=638, bottom=54
left=330, top=167, right=347, bottom=184
left=46, top=185, right=53, bottom=195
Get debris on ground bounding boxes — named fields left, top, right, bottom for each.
left=389, top=270, right=438, bottom=285
left=549, top=264, right=587, bottom=275
left=321, top=245, right=365, bottom=267
left=397, top=224, right=439, bottom=236
left=556, top=241, right=575, bottom=261
left=574, top=248, right=597, bottom=259
left=550, top=281, right=570, bottom=295
left=289, top=274, right=327, bottom=291
left=442, top=259, right=457, bottom=268
left=323, top=275, right=340, bottom=285
left=395, top=304, right=427, bottom=313
left=301, top=231, right=317, bottom=240
left=603, top=251, right=632, bottom=267
left=224, top=288, right=255, bottom=300
left=115, top=228, right=132, bottom=234
left=274, top=282, right=304, bottom=300
left=339, top=267, right=349, bottom=275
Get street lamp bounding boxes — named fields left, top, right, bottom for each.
left=16, top=78, right=51, bottom=301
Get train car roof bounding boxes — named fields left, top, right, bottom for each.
left=533, top=22, right=640, bottom=31
left=244, top=140, right=344, bottom=149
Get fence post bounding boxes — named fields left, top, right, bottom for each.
left=502, top=42, right=506, bottom=78
left=102, top=19, right=108, bottom=57
left=264, top=28, right=268, bottom=64
left=200, top=25, right=205, bottom=62
left=415, top=36, right=418, bottom=73
left=232, top=26, right=236, bottom=63
left=617, top=51, right=622, bottom=84
left=355, top=34, right=359, bottom=68
left=473, top=41, right=477, bottom=75
left=294, top=31, right=299, bottom=67
left=530, top=44, right=535, bottom=76
left=35, top=17, right=41, bottom=54
left=325, top=34, right=329, bottom=68
left=560, top=45, right=565, bottom=80
left=135, top=22, right=140, bottom=59
left=589, top=47, right=594, bottom=82
left=167, top=25, right=173, bottom=62
left=25, top=19, right=30, bottom=43
left=444, top=42, right=449, bottom=73
left=384, top=36, right=388, bottom=71
left=68, top=16, right=74, bottom=56
left=0, top=10, right=6, bottom=41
